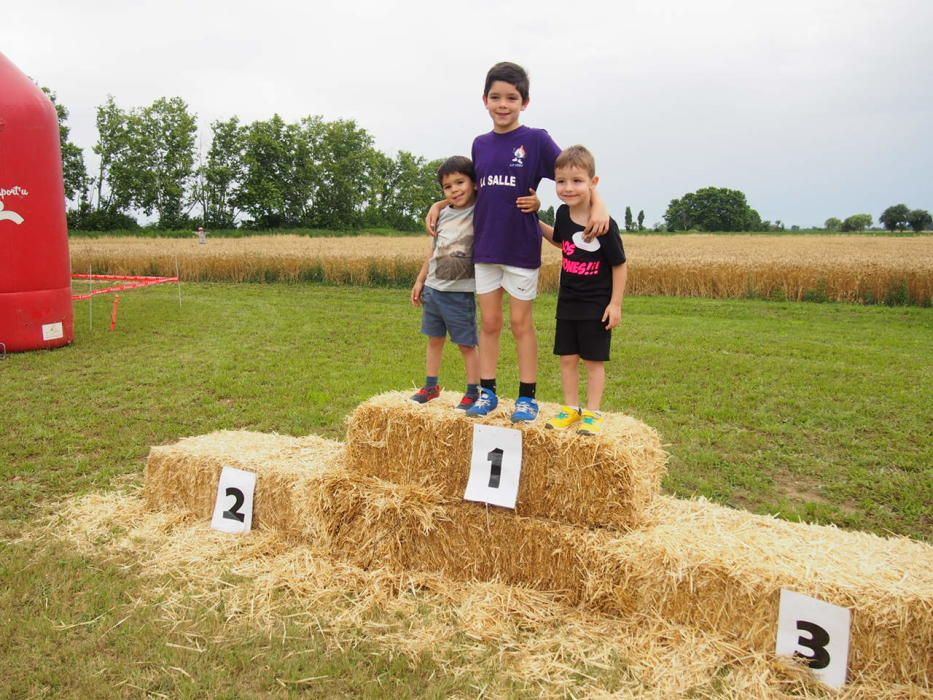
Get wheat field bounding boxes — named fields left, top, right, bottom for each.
left=70, top=234, right=933, bottom=305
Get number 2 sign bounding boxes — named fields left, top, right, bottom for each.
left=776, top=589, right=851, bottom=689
left=463, top=425, right=522, bottom=509
left=211, top=466, right=257, bottom=534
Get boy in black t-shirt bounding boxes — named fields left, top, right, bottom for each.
left=541, top=145, right=627, bottom=435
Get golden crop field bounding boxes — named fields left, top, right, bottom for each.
left=70, top=234, right=933, bottom=305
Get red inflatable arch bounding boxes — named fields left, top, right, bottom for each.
left=0, top=51, right=74, bottom=352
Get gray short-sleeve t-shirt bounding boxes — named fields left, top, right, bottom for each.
left=426, top=204, right=475, bottom=292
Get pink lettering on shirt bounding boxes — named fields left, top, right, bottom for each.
left=562, top=259, right=601, bottom=276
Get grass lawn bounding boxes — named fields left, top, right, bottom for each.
left=1, top=283, right=930, bottom=695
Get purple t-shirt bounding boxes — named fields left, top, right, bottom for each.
left=471, top=125, right=561, bottom=269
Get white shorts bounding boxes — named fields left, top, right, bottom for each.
left=474, top=263, right=540, bottom=301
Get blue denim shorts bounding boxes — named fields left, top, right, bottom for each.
left=421, top=286, right=478, bottom=347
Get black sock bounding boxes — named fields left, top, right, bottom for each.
left=425, top=376, right=439, bottom=389
left=481, top=378, right=496, bottom=394
left=466, top=383, right=479, bottom=397
left=519, top=382, right=536, bottom=399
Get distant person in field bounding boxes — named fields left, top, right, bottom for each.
left=195, top=226, right=207, bottom=244
left=426, top=61, right=610, bottom=422
left=409, top=156, right=482, bottom=410
left=541, top=145, right=627, bottom=436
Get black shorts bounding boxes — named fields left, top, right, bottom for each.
left=553, top=319, right=611, bottom=361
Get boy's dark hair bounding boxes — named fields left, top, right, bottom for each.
left=484, top=62, right=530, bottom=103
left=437, top=156, right=476, bottom=186
left=555, top=145, right=596, bottom=178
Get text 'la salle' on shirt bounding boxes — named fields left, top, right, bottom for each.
left=553, top=204, right=627, bottom=320
left=471, top=125, right=561, bottom=269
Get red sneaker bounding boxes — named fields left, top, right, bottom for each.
left=456, top=393, right=478, bottom=410
left=410, top=385, right=441, bottom=404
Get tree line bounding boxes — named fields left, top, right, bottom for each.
left=49, top=91, right=442, bottom=231
left=45, top=89, right=930, bottom=234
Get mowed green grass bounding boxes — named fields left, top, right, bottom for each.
left=1, top=283, right=931, bottom=696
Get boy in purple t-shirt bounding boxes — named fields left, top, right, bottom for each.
left=428, top=62, right=609, bottom=422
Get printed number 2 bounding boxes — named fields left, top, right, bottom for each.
left=794, top=620, right=831, bottom=669
left=222, top=487, right=246, bottom=522
left=487, top=448, right=503, bottom=488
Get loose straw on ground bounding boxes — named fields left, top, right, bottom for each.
left=38, top=488, right=928, bottom=698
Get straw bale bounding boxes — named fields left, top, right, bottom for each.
left=146, top=430, right=933, bottom=685
left=582, top=495, right=933, bottom=686
left=144, top=430, right=345, bottom=540
left=345, top=391, right=667, bottom=529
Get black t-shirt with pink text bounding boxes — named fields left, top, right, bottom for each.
left=553, top=204, right=626, bottom=320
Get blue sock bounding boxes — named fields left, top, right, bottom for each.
left=466, top=383, right=479, bottom=397
left=425, top=376, right=439, bottom=389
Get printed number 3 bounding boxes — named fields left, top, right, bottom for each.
left=487, top=448, right=503, bottom=488
left=222, top=487, right=246, bottom=522
left=795, top=620, right=831, bottom=669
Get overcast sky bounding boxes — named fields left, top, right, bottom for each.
left=7, top=0, right=932, bottom=227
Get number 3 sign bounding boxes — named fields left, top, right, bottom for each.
left=776, top=589, right=851, bottom=689
left=211, top=466, right=257, bottom=534
left=463, top=424, right=523, bottom=509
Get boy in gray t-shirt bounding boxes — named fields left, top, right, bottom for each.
left=410, top=156, right=481, bottom=409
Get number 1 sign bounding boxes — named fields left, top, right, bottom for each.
left=211, top=466, right=257, bottom=534
left=463, top=424, right=522, bottom=509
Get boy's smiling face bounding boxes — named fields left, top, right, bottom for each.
left=483, top=80, right=527, bottom=133
left=555, top=165, right=599, bottom=208
left=441, top=172, right=476, bottom=209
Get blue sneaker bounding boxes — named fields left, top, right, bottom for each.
left=510, top=396, right=539, bottom=423
left=465, top=388, right=498, bottom=417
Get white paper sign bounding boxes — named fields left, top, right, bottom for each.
left=211, top=466, right=257, bottom=534
left=776, top=589, right=851, bottom=689
left=463, top=424, right=523, bottom=509
left=42, top=322, right=64, bottom=341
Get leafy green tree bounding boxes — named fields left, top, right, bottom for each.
left=624, top=206, right=633, bottom=231
left=40, top=87, right=89, bottom=203
left=363, top=149, right=441, bottom=230
left=311, top=119, right=374, bottom=229
left=236, top=115, right=307, bottom=228
left=841, top=213, right=872, bottom=232
left=539, top=205, right=555, bottom=226
left=92, top=96, right=133, bottom=215
left=664, top=187, right=761, bottom=232
left=880, top=204, right=911, bottom=232
left=824, top=217, right=842, bottom=231
left=637, top=210, right=645, bottom=231
left=907, top=208, right=932, bottom=233
left=196, top=117, right=245, bottom=228
left=127, top=97, right=198, bottom=228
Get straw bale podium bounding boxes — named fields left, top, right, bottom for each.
left=144, top=391, right=933, bottom=687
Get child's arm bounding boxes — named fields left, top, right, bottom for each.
left=411, top=256, right=430, bottom=306
left=602, top=262, right=628, bottom=330
left=584, top=189, right=611, bottom=240
left=539, top=221, right=559, bottom=248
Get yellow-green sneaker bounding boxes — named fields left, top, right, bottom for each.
left=545, top=406, right=581, bottom=430
left=577, top=410, right=604, bottom=436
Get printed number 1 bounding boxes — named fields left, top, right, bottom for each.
left=487, top=448, right=503, bottom=488
left=222, top=487, right=246, bottom=522
left=794, top=620, right=831, bottom=669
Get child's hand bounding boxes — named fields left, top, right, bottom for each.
left=411, top=281, right=424, bottom=306
left=516, top=188, right=540, bottom=213
left=602, top=303, right=622, bottom=330
left=425, top=201, right=444, bottom=237
left=583, top=199, right=611, bottom=240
